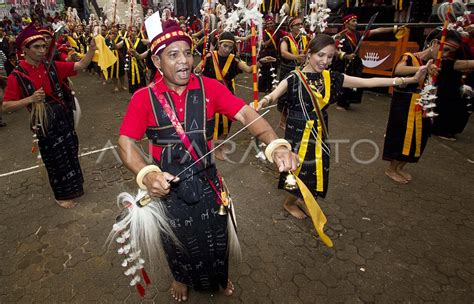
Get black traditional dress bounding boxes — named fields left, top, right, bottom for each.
left=279, top=70, right=344, bottom=198
left=383, top=53, right=431, bottom=162
left=258, top=29, right=281, bottom=93
left=432, top=57, right=472, bottom=138
left=278, top=33, right=308, bottom=112
left=9, top=62, right=84, bottom=200
left=202, top=51, right=241, bottom=139
left=333, top=29, right=364, bottom=108
left=125, top=37, right=147, bottom=94
left=145, top=78, right=229, bottom=291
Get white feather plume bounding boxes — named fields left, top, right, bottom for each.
left=307, top=1, right=331, bottom=33
left=106, top=190, right=180, bottom=264
left=279, top=3, right=289, bottom=18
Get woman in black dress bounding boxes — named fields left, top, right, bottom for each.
left=257, top=34, right=427, bottom=219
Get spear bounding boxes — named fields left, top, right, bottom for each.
left=201, top=0, right=212, bottom=63
left=433, top=0, right=453, bottom=83
left=112, top=0, right=117, bottom=25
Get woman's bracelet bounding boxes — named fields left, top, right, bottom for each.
left=393, top=25, right=398, bottom=34
left=264, top=139, right=292, bottom=163
left=136, top=165, right=162, bottom=190
left=392, top=77, right=407, bottom=86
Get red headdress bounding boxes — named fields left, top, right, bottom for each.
left=15, top=24, right=45, bottom=49
left=342, top=14, right=357, bottom=25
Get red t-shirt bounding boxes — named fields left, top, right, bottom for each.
left=120, top=74, right=246, bottom=160
left=4, top=60, right=76, bottom=102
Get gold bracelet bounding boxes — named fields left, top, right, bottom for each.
left=264, top=139, right=292, bottom=163
left=136, top=165, right=162, bottom=190
left=393, top=25, right=398, bottom=34
left=400, top=77, right=406, bottom=85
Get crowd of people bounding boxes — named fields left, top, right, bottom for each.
left=0, top=0, right=473, bottom=301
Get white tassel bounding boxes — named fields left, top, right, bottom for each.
left=226, top=198, right=241, bottom=260
left=106, top=190, right=180, bottom=265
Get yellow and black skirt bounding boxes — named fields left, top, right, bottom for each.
left=383, top=90, right=431, bottom=163
left=278, top=109, right=330, bottom=198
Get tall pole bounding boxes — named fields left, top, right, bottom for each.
left=251, top=20, right=258, bottom=109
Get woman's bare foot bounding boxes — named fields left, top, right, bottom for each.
left=398, top=169, right=412, bottom=181
left=385, top=169, right=408, bottom=184
left=214, top=147, right=225, bottom=161
left=170, top=280, right=188, bottom=302
left=284, top=198, right=307, bottom=219
left=55, top=199, right=77, bottom=209
left=223, top=279, right=235, bottom=296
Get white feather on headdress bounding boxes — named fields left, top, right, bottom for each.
left=307, top=0, right=331, bottom=33
left=279, top=2, right=289, bottom=18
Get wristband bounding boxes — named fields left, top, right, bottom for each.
left=264, top=139, right=292, bottom=163
left=136, top=165, right=162, bottom=190
left=393, top=25, right=398, bottom=34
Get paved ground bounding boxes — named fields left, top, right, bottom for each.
left=0, top=71, right=473, bottom=303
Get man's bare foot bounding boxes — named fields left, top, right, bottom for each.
left=385, top=170, right=408, bottom=184
left=122, top=86, right=128, bottom=91
left=55, top=199, right=77, bottom=209
left=223, top=280, right=235, bottom=296
left=170, top=280, right=188, bottom=302
left=398, top=169, right=412, bottom=181
left=336, top=106, right=347, bottom=111
left=284, top=199, right=307, bottom=219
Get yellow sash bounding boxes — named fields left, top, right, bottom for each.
left=289, top=0, right=296, bottom=16
left=211, top=51, right=234, bottom=139
left=397, top=0, right=403, bottom=10
left=288, top=34, right=307, bottom=55
left=295, top=175, right=333, bottom=248
left=295, top=69, right=331, bottom=139
left=295, top=121, right=324, bottom=192
left=212, top=51, right=235, bottom=140
left=265, top=30, right=277, bottom=50
left=402, top=93, right=422, bottom=157
left=399, top=52, right=422, bottom=157
left=125, top=38, right=141, bottom=85
left=211, top=51, right=234, bottom=81
left=110, top=36, right=121, bottom=79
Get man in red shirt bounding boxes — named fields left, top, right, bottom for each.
left=3, top=24, right=96, bottom=208
left=119, top=19, right=298, bottom=301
